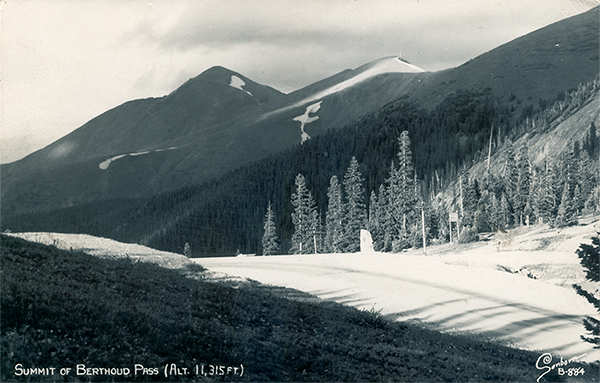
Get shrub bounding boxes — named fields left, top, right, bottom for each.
left=573, top=233, right=600, bottom=348
left=458, top=226, right=479, bottom=244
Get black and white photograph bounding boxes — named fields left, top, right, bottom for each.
left=1, top=1, right=599, bottom=381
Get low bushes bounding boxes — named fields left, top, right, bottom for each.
left=2, top=235, right=591, bottom=382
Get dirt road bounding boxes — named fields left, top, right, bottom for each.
left=195, top=250, right=600, bottom=363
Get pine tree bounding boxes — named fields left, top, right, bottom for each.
left=572, top=233, right=600, bottom=348
left=387, top=131, right=418, bottom=250
left=555, top=182, right=577, bottom=227
left=325, top=175, right=344, bottom=253
left=475, top=190, right=491, bottom=232
left=514, top=142, right=531, bottom=225
left=500, top=192, right=511, bottom=230
left=573, top=184, right=583, bottom=217
left=462, top=177, right=480, bottom=228
left=183, top=242, right=192, bottom=258
left=577, top=151, right=596, bottom=214
left=583, top=122, right=598, bottom=157
left=368, top=190, right=384, bottom=251
left=563, top=148, right=579, bottom=195
left=490, top=193, right=502, bottom=231
left=538, top=159, right=559, bottom=224
left=309, top=210, right=324, bottom=254
left=377, top=183, right=393, bottom=252
left=342, top=156, right=367, bottom=253
left=262, top=202, right=280, bottom=255
left=290, top=174, right=318, bottom=254
left=503, top=140, right=518, bottom=221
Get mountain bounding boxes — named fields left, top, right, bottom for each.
left=1, top=57, right=430, bottom=216
left=1, top=7, right=598, bottom=219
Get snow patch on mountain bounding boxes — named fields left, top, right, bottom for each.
left=308, top=57, right=423, bottom=100
left=99, top=154, right=128, bottom=170
left=99, top=147, right=178, bottom=170
left=264, top=56, right=424, bottom=120
left=293, top=101, right=322, bottom=143
left=229, top=75, right=253, bottom=97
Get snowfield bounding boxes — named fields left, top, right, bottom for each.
left=293, top=101, right=322, bottom=143
left=98, top=146, right=179, bottom=170
left=229, top=75, right=254, bottom=97
left=262, top=56, right=424, bottom=123
left=8, top=216, right=600, bottom=363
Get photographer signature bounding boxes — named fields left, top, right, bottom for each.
left=536, top=352, right=587, bottom=382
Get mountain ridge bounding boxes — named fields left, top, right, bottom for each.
left=1, top=7, right=598, bottom=217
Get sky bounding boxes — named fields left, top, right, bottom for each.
left=1, top=0, right=598, bottom=164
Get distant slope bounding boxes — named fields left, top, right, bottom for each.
left=412, top=6, right=599, bottom=109
left=462, top=84, right=599, bottom=187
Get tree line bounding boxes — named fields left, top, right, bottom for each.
left=261, top=121, right=599, bottom=255
left=3, top=76, right=599, bottom=256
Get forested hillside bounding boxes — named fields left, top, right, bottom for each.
left=5, top=74, right=598, bottom=256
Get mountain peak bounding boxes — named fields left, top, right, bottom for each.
left=194, top=65, right=243, bottom=82
left=358, top=56, right=425, bottom=74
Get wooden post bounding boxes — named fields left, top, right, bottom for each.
left=421, top=204, right=426, bottom=254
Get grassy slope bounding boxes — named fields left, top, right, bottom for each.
left=1, top=235, right=596, bottom=382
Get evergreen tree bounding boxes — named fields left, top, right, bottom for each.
left=290, top=174, right=318, bottom=254
left=523, top=198, right=533, bottom=226
left=572, top=234, right=600, bottom=348
left=583, top=122, right=598, bottom=157
left=555, top=182, right=577, bottom=227
left=537, top=160, right=559, bottom=224
left=262, top=202, right=280, bottom=255
left=577, top=151, right=596, bottom=213
left=475, top=190, right=491, bottom=232
left=490, top=193, right=502, bottom=231
left=562, top=148, right=579, bottom=196
left=514, top=142, right=531, bottom=225
left=183, top=242, right=192, bottom=258
left=368, top=190, right=384, bottom=252
left=503, top=140, right=518, bottom=221
left=573, top=184, right=583, bottom=216
left=462, top=177, right=480, bottom=228
left=309, top=210, right=324, bottom=254
left=500, top=192, right=511, bottom=230
left=342, top=157, right=367, bottom=253
left=387, top=131, right=418, bottom=250
left=325, top=175, right=344, bottom=253
left=376, top=183, right=393, bottom=252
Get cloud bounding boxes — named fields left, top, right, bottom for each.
left=127, top=0, right=597, bottom=91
